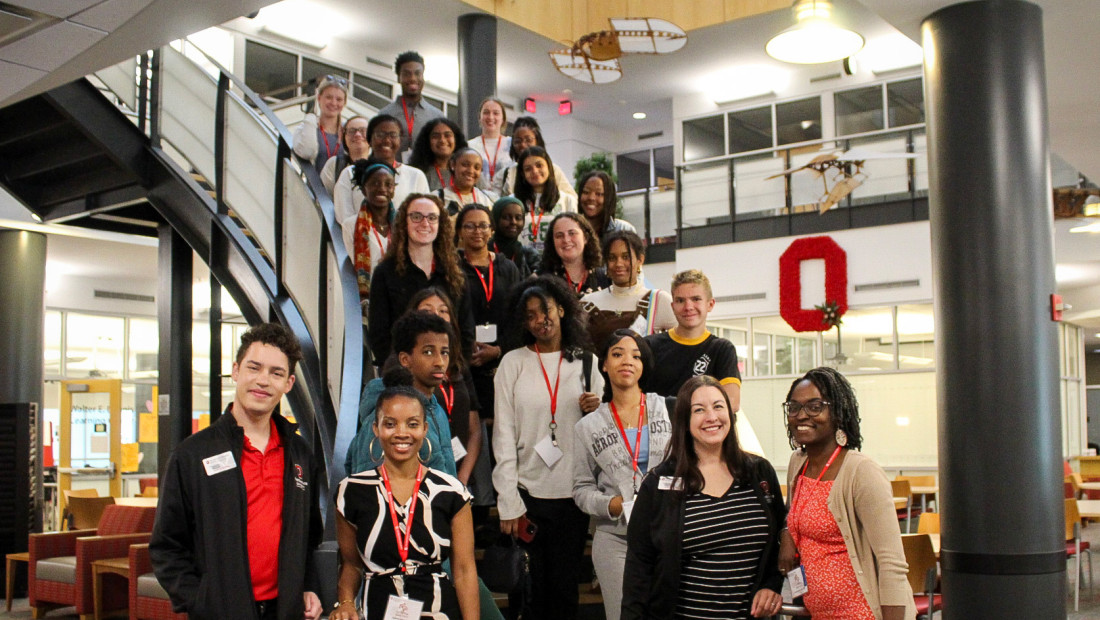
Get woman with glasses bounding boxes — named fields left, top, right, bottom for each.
left=368, top=194, right=475, bottom=367
left=490, top=117, right=575, bottom=199
left=334, top=115, right=430, bottom=234
left=779, top=367, right=915, bottom=620
left=622, top=375, right=785, bottom=619
left=321, top=115, right=369, bottom=196
left=293, top=74, right=348, bottom=174
left=409, top=118, right=468, bottom=192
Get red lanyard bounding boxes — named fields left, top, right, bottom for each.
left=565, top=270, right=585, bottom=294
left=400, top=99, right=415, bottom=144
left=533, top=344, right=564, bottom=445
left=434, top=165, right=446, bottom=188
left=790, top=445, right=843, bottom=525
left=609, top=397, right=647, bottom=491
left=320, top=123, right=340, bottom=159
left=528, top=202, right=544, bottom=240
left=472, top=261, right=494, bottom=303
left=439, top=381, right=454, bottom=421
left=371, top=224, right=387, bottom=255
left=378, top=463, right=425, bottom=573
left=449, top=178, right=474, bottom=206
left=482, top=135, right=503, bottom=179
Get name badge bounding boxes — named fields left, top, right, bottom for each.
left=786, top=566, right=808, bottom=598
left=476, top=324, right=498, bottom=342
left=382, top=595, right=423, bottom=620
left=620, top=499, right=635, bottom=524
left=657, top=476, right=683, bottom=491
left=451, top=436, right=468, bottom=462
left=202, top=451, right=236, bottom=476
left=534, top=435, right=563, bottom=468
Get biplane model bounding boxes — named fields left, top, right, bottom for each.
left=766, top=148, right=919, bottom=214
left=549, top=18, right=687, bottom=84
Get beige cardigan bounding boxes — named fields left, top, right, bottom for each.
left=786, top=450, right=917, bottom=620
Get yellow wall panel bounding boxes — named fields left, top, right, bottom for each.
left=725, top=0, right=791, bottom=22
left=626, top=0, right=725, bottom=31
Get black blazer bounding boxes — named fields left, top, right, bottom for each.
left=621, top=454, right=786, bottom=619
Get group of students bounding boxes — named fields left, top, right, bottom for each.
left=148, top=48, right=917, bottom=620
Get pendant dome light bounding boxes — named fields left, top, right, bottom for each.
left=766, top=0, right=864, bottom=64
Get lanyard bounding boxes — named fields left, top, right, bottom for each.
left=609, top=397, right=647, bottom=492
left=565, top=270, right=585, bottom=295
left=449, top=178, right=474, bottom=206
left=471, top=260, right=494, bottom=303
left=434, top=165, right=446, bottom=189
left=789, top=445, right=843, bottom=526
left=400, top=98, right=415, bottom=144
left=320, top=122, right=340, bottom=159
left=482, top=135, right=503, bottom=179
left=378, top=463, right=425, bottom=573
left=533, top=343, right=564, bottom=446
left=439, top=381, right=454, bottom=421
left=528, top=202, right=545, bottom=240
left=371, top=224, right=387, bottom=255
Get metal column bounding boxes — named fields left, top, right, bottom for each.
left=0, top=229, right=45, bottom=406
left=156, top=224, right=193, bottom=477
left=457, top=13, right=497, bottom=138
left=922, top=1, right=1064, bottom=616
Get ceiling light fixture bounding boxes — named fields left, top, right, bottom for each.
left=766, top=0, right=864, bottom=65
left=633, top=112, right=647, bottom=120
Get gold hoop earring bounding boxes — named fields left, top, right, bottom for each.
left=369, top=437, right=383, bottom=462
left=418, top=437, right=433, bottom=464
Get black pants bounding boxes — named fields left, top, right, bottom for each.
left=255, top=598, right=277, bottom=620
left=516, top=490, right=590, bottom=620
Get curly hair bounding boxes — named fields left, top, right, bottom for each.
left=577, top=170, right=617, bottom=235
left=666, top=375, right=750, bottom=495
left=785, top=366, right=863, bottom=451
left=513, top=146, right=560, bottom=214
left=405, top=286, right=466, bottom=373
left=408, top=117, right=467, bottom=175
left=505, top=275, right=591, bottom=360
left=394, top=51, right=425, bottom=76
left=597, top=328, right=654, bottom=402
left=508, top=117, right=546, bottom=160
left=601, top=230, right=645, bottom=285
left=539, top=212, right=603, bottom=275
left=385, top=193, right=466, bottom=302
left=236, top=323, right=303, bottom=375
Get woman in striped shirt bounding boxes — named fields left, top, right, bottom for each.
left=622, top=375, right=786, bottom=619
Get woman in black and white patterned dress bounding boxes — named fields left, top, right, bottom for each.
left=332, top=386, right=479, bottom=620
left=621, top=375, right=786, bottom=620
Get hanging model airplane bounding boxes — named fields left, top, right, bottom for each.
left=549, top=18, right=687, bottom=84
left=766, top=148, right=919, bottom=214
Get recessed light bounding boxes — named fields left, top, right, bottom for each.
left=632, top=112, right=647, bottom=120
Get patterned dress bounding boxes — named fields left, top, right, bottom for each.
left=787, top=477, right=875, bottom=619
left=335, top=467, right=472, bottom=619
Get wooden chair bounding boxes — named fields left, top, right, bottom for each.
left=901, top=534, right=942, bottom=619
left=1066, top=497, right=1094, bottom=611
left=67, top=496, right=116, bottom=530
left=891, top=479, right=917, bottom=533
left=917, top=511, right=940, bottom=535
left=896, top=474, right=937, bottom=512
left=61, top=489, right=99, bottom=530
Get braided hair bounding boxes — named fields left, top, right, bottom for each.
left=785, top=366, right=863, bottom=451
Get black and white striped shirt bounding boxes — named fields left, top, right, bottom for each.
left=675, top=482, right=769, bottom=619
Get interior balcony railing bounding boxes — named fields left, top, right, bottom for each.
left=674, top=124, right=929, bottom=248
left=93, top=39, right=364, bottom=495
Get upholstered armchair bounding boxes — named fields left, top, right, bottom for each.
left=128, top=543, right=185, bottom=620
left=28, top=504, right=157, bottom=619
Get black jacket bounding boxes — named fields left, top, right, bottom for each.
left=621, top=454, right=786, bottom=620
left=150, top=408, right=323, bottom=620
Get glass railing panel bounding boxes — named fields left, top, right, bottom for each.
left=847, top=136, right=911, bottom=204
left=620, top=192, right=646, bottom=236
left=650, top=188, right=677, bottom=239
left=788, top=147, right=836, bottom=211
left=225, top=93, right=277, bottom=256
left=282, top=159, right=322, bottom=346
left=732, top=153, right=785, bottom=220
left=912, top=131, right=928, bottom=193
left=326, top=245, right=345, bottom=410
left=95, top=56, right=138, bottom=113
left=680, top=162, right=729, bottom=228
left=159, top=46, right=216, bottom=183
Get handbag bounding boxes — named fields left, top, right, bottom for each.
left=477, top=535, right=529, bottom=594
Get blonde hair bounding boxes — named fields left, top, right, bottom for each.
left=670, top=269, right=713, bottom=300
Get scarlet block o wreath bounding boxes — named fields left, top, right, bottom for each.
left=779, top=236, right=848, bottom=332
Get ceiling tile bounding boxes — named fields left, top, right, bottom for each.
left=70, top=0, right=152, bottom=31
left=0, top=60, right=46, bottom=102
left=0, top=9, right=34, bottom=37
left=0, top=20, right=105, bottom=71
left=5, top=0, right=103, bottom=19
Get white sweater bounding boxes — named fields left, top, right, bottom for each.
left=492, top=346, right=604, bottom=520
left=580, top=282, right=677, bottom=335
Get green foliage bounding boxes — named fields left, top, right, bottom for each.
left=573, top=152, right=617, bottom=186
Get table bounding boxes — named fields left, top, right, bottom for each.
left=910, top=485, right=939, bottom=513
left=91, top=557, right=130, bottom=620
left=1077, top=499, right=1100, bottom=519
left=115, top=497, right=158, bottom=507
left=1078, top=481, right=1100, bottom=492
left=5, top=552, right=29, bottom=612
left=928, top=533, right=940, bottom=557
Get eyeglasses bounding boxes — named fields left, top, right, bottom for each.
left=321, top=74, right=348, bottom=87
left=374, top=131, right=401, bottom=141
left=408, top=212, right=440, bottom=224
left=782, top=399, right=831, bottom=417
left=462, top=222, right=491, bottom=232
left=346, top=127, right=369, bottom=137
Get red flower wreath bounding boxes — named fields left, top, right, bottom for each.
left=779, top=236, right=848, bottom=332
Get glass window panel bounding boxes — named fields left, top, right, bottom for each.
left=835, top=85, right=884, bottom=135
left=727, top=105, right=773, bottom=154
left=653, top=146, right=674, bottom=188
left=45, top=310, right=62, bottom=377
left=776, top=97, right=821, bottom=145
left=301, top=58, right=347, bottom=98
left=616, top=149, right=651, bottom=191
left=128, top=317, right=158, bottom=381
left=897, top=304, right=935, bottom=370
left=753, top=332, right=771, bottom=376
left=683, top=114, right=725, bottom=161
left=352, top=74, right=393, bottom=109
left=775, top=335, right=794, bottom=375
left=70, top=391, right=111, bottom=467
left=244, top=40, right=297, bottom=100
left=446, top=104, right=461, bottom=125
left=798, top=337, right=817, bottom=373
left=752, top=315, right=807, bottom=376
left=887, top=78, right=924, bottom=127
left=708, top=318, right=748, bottom=378
left=823, top=307, right=895, bottom=371
left=733, top=153, right=786, bottom=220
left=423, top=95, right=446, bottom=112
left=66, top=314, right=124, bottom=378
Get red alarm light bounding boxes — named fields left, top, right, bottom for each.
left=524, top=98, right=536, bottom=113
left=559, top=100, right=572, bottom=115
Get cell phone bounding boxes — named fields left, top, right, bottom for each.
left=516, top=515, right=538, bottom=543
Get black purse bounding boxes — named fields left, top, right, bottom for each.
left=477, top=535, right=530, bottom=594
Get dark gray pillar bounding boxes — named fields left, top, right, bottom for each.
left=0, top=229, right=45, bottom=405
left=457, top=13, right=497, bottom=137
left=923, top=2, right=1064, bottom=617
left=157, top=224, right=192, bottom=478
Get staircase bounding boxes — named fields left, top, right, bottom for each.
left=0, top=42, right=364, bottom=515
